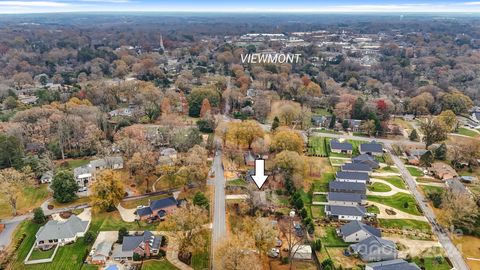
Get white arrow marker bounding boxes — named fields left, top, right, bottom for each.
left=252, top=159, right=268, bottom=189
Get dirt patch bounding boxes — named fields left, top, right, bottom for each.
left=385, top=209, right=396, bottom=215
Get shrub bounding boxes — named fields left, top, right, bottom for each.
left=83, top=231, right=96, bottom=244
left=33, top=207, right=46, bottom=224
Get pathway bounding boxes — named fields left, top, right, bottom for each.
left=367, top=178, right=410, bottom=197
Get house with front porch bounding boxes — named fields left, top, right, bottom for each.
left=35, top=215, right=90, bottom=249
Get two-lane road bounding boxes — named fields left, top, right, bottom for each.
left=211, top=151, right=227, bottom=267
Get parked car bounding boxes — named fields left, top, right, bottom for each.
left=268, top=248, right=280, bottom=258
left=78, top=187, right=87, bottom=192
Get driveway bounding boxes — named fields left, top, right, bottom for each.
left=116, top=204, right=136, bottom=222
left=211, top=151, right=227, bottom=269
left=0, top=219, right=23, bottom=251
left=367, top=178, right=410, bottom=196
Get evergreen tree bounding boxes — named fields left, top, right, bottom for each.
left=271, top=116, right=280, bottom=131
left=33, top=207, right=46, bottom=224
left=434, top=143, right=447, bottom=160
left=409, top=129, right=419, bottom=141
left=51, top=170, right=79, bottom=203
left=329, top=115, right=336, bottom=129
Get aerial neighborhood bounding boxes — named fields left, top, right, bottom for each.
left=0, top=9, right=479, bottom=270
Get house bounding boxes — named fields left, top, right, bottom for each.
left=360, top=141, right=384, bottom=156
left=90, top=156, right=124, bottom=171
left=158, top=147, right=177, bottom=166
left=91, top=241, right=114, bottom=264
left=40, top=171, right=53, bottom=184
left=35, top=215, right=90, bottom=248
left=345, top=119, right=362, bottom=132
left=349, top=236, right=397, bottom=262
left=74, top=165, right=93, bottom=187
left=352, top=154, right=380, bottom=169
left=244, top=151, right=255, bottom=166
left=18, top=94, right=39, bottom=105
left=292, top=245, right=312, bottom=260
left=311, top=115, right=331, bottom=127
left=406, top=149, right=430, bottom=165
left=336, top=171, right=370, bottom=184
left=329, top=181, right=366, bottom=194
left=471, top=110, right=480, bottom=123
left=337, top=221, right=381, bottom=243
left=428, top=162, right=458, bottom=180
left=327, top=192, right=366, bottom=206
left=341, top=163, right=372, bottom=174
left=325, top=205, right=366, bottom=221
left=108, top=107, right=134, bottom=118
left=366, top=259, right=420, bottom=270
left=446, top=178, right=470, bottom=195
left=330, top=139, right=353, bottom=154
left=112, top=231, right=162, bottom=261
left=135, top=196, right=179, bottom=221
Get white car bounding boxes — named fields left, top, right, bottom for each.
left=78, top=187, right=87, bottom=192
left=268, top=248, right=280, bottom=258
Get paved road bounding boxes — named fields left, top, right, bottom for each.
left=385, top=143, right=470, bottom=270
left=211, top=151, right=227, bottom=267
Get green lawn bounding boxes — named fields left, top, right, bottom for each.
left=313, top=194, right=327, bottom=202
left=377, top=166, right=399, bottom=173
left=0, top=184, right=50, bottom=219
left=226, top=178, right=247, bottom=186
left=308, top=137, right=328, bottom=157
left=457, top=127, right=480, bottom=138
left=29, top=247, right=56, bottom=260
left=58, top=158, right=91, bottom=169
left=312, top=172, right=336, bottom=192
left=375, top=176, right=406, bottom=189
left=320, top=227, right=348, bottom=247
left=367, top=205, right=380, bottom=214
left=368, top=182, right=392, bottom=192
left=311, top=206, right=325, bottom=219
left=368, top=193, right=422, bottom=215
left=421, top=185, right=444, bottom=195
left=142, top=260, right=179, bottom=270
left=378, top=219, right=431, bottom=231
left=348, top=139, right=366, bottom=156
left=313, top=128, right=338, bottom=134
left=407, top=166, right=424, bottom=177
left=413, top=257, right=451, bottom=270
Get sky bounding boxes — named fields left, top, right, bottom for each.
left=2, top=0, right=480, bottom=14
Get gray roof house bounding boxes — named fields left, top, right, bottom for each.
left=73, top=165, right=94, bottom=187
left=90, top=156, right=124, bottom=170
left=446, top=178, right=471, bottom=196
left=40, top=170, right=53, bottom=184
left=327, top=192, right=366, bottom=206
left=35, top=215, right=90, bottom=247
left=360, top=141, right=384, bottom=156
left=330, top=139, right=353, bottom=154
left=329, top=181, right=366, bottom=194
left=352, top=154, right=380, bottom=169
left=350, top=236, right=397, bottom=262
left=112, top=231, right=162, bottom=260
left=325, top=205, right=366, bottom=221
left=341, top=163, right=372, bottom=174
left=336, top=171, right=370, bottom=183
left=91, top=241, right=114, bottom=263
left=338, top=221, right=381, bottom=243
left=366, top=259, right=420, bottom=270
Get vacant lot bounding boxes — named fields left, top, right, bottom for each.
left=375, top=176, right=406, bottom=189
left=308, top=136, right=328, bottom=157
left=457, top=127, right=480, bottom=138
left=378, top=218, right=431, bottom=231
left=0, top=185, right=50, bottom=219
left=368, top=182, right=392, bottom=192
left=407, top=166, right=424, bottom=177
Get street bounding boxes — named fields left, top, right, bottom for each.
left=211, top=151, right=227, bottom=267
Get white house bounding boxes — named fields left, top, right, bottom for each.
left=292, top=245, right=312, bottom=260
left=35, top=215, right=90, bottom=248
left=325, top=205, right=366, bottom=221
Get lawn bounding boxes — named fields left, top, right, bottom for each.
left=347, top=139, right=365, bottom=156
left=407, top=166, right=424, bottom=177
left=191, top=230, right=210, bottom=270
left=121, top=194, right=170, bottom=209
left=0, top=184, right=50, bottom=219
left=457, top=127, right=480, bottom=138
left=366, top=205, right=380, bottom=214
left=226, top=178, right=247, bottom=186
left=420, top=185, right=444, bottom=195
left=453, top=235, right=480, bottom=270
left=308, top=136, right=328, bottom=157
left=142, top=260, right=179, bottom=270
left=319, top=227, right=348, bottom=247
left=378, top=219, right=431, bottom=231
left=311, top=172, right=335, bottom=192
left=313, top=128, right=338, bottom=134
left=57, top=158, right=91, bottom=169
left=312, top=194, right=327, bottom=202
left=311, top=206, right=325, bottom=219
left=329, top=157, right=349, bottom=167
left=9, top=221, right=91, bottom=270
left=29, top=247, right=56, bottom=260
left=368, top=182, right=392, bottom=192
left=50, top=196, right=91, bottom=209
left=367, top=193, right=422, bottom=215
left=375, top=176, right=406, bottom=189
left=377, top=165, right=399, bottom=173
left=412, top=257, right=451, bottom=270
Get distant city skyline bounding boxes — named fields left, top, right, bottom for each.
left=2, top=0, right=480, bottom=14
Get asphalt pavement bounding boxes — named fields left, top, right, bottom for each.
left=211, top=151, right=227, bottom=268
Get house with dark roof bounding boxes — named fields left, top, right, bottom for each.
left=324, top=205, right=366, bottom=221
left=366, top=259, right=420, bottom=270
left=327, top=192, right=366, bottom=206
left=446, top=178, right=471, bottom=196
left=341, top=163, right=372, bottom=174
left=336, top=171, right=370, bottom=184
left=112, top=231, right=162, bottom=261
left=90, top=156, right=124, bottom=171
left=352, top=154, right=380, bottom=169
left=329, top=181, right=366, bottom=194
left=337, top=221, right=381, bottom=243
left=349, top=236, right=397, bottom=262
left=471, top=110, right=480, bottom=123
left=330, top=139, right=353, bottom=154
left=311, top=115, right=331, bottom=127
left=135, top=196, right=179, bottom=221
left=360, top=141, right=384, bottom=156
left=35, top=215, right=90, bottom=248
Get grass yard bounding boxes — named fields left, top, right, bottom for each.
left=312, top=194, right=327, bottom=202
left=0, top=184, right=50, bottom=219
left=121, top=194, right=170, bottom=209
left=226, top=178, right=247, bottom=186
left=313, top=128, right=338, bottom=134
left=57, top=158, right=91, bottom=169
left=378, top=219, right=431, bottom=231
left=453, top=235, right=480, bottom=270
left=407, top=166, right=424, bottom=177
left=311, top=172, right=335, bottom=192
left=457, top=127, right=480, bottom=138
left=367, top=205, right=380, bottom=214
left=191, top=230, right=210, bottom=270
left=50, top=196, right=91, bottom=209
left=368, top=182, right=392, bottom=192
left=142, top=260, right=179, bottom=270
left=377, top=165, right=399, bottom=173
left=308, top=136, right=328, bottom=157
left=319, top=227, right=348, bottom=247
left=420, top=185, right=444, bottom=195
left=412, top=257, right=451, bottom=270
left=311, top=206, right=325, bottom=219
left=375, top=176, right=406, bottom=189
left=368, top=193, right=422, bottom=215
left=29, top=247, right=56, bottom=260
left=329, top=157, right=349, bottom=167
